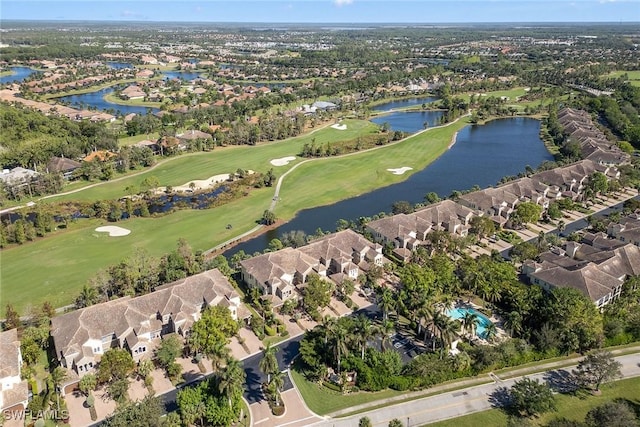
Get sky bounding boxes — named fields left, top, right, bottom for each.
left=1, top=0, right=639, bottom=23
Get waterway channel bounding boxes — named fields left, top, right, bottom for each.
left=57, top=86, right=160, bottom=116
left=224, top=117, right=553, bottom=256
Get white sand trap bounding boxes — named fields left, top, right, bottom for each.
left=270, top=156, right=296, bottom=166
left=331, top=123, right=347, bottom=130
left=172, top=173, right=231, bottom=192
left=387, top=167, right=413, bottom=175
left=95, top=226, right=131, bottom=237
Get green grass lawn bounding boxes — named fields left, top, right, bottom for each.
left=47, top=119, right=380, bottom=202
left=2, top=117, right=466, bottom=311
left=428, top=376, right=640, bottom=427
left=118, top=132, right=161, bottom=146
left=0, top=189, right=273, bottom=311
left=606, top=70, right=640, bottom=87
left=290, top=368, right=405, bottom=415
left=275, top=118, right=469, bottom=220
left=459, top=87, right=530, bottom=103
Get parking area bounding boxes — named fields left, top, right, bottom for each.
left=391, top=332, right=425, bottom=363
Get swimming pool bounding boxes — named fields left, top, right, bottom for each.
left=446, top=307, right=493, bottom=339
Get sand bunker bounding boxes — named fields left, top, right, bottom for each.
left=331, top=123, right=347, bottom=130
left=387, top=167, right=413, bottom=175
left=172, top=173, right=231, bottom=192
left=270, top=156, right=296, bottom=166
left=95, top=226, right=131, bottom=237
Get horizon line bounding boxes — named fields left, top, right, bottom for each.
left=2, top=19, right=638, bottom=24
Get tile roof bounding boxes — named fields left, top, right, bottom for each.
left=51, top=269, right=240, bottom=363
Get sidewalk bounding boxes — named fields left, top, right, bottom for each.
left=326, top=345, right=640, bottom=418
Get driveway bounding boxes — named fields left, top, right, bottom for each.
left=250, top=371, right=324, bottom=427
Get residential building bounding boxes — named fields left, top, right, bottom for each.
left=366, top=200, right=476, bottom=261
left=51, top=269, right=247, bottom=377
left=0, top=329, right=29, bottom=412
left=523, top=236, right=640, bottom=308
left=240, top=229, right=385, bottom=304
left=458, top=187, right=520, bottom=226
left=608, top=213, right=640, bottom=246
left=46, top=156, right=82, bottom=179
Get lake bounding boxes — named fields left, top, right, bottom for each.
left=372, top=96, right=439, bottom=111
left=371, top=111, right=446, bottom=133
left=57, top=86, right=160, bottom=116
left=162, top=71, right=204, bottom=81
left=107, top=62, right=134, bottom=69
left=224, top=117, right=553, bottom=256
left=0, top=67, right=40, bottom=84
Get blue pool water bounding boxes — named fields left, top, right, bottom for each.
left=446, top=307, right=493, bottom=339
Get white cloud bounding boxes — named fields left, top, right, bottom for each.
left=333, top=0, right=354, bottom=6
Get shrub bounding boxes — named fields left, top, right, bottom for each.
left=323, top=381, right=342, bottom=392
left=265, top=325, right=277, bottom=336
left=388, top=376, right=413, bottom=391
left=280, top=329, right=289, bottom=338
left=272, top=405, right=285, bottom=416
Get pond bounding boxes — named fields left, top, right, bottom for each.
left=370, top=111, right=446, bottom=133
left=224, top=117, right=553, bottom=256
left=0, top=67, right=40, bottom=84
left=107, top=62, right=134, bottom=69
left=372, top=96, right=439, bottom=111
left=56, top=86, right=160, bottom=116
left=162, top=71, right=204, bottom=81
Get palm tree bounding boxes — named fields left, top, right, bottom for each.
left=461, top=311, right=479, bottom=338
left=380, top=319, right=395, bottom=351
left=504, top=311, right=523, bottom=337
left=269, top=370, right=286, bottom=406
left=416, top=303, right=435, bottom=341
left=320, top=315, right=336, bottom=345
left=378, top=288, right=395, bottom=321
left=209, top=340, right=231, bottom=372
left=259, top=343, right=279, bottom=384
left=355, top=315, right=377, bottom=359
left=50, top=366, right=67, bottom=411
left=484, top=323, right=498, bottom=342
left=433, top=312, right=459, bottom=358
left=76, top=284, right=99, bottom=308
left=218, top=358, right=246, bottom=408
left=333, top=321, right=350, bottom=373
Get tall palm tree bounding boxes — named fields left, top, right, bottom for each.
left=504, top=311, right=523, bottom=338
left=378, top=288, right=395, bottom=321
left=433, top=313, right=459, bottom=359
left=270, top=370, right=286, bottom=406
left=416, top=303, right=435, bottom=341
left=484, top=323, right=498, bottom=342
left=259, top=343, right=279, bottom=384
left=209, top=340, right=231, bottom=372
left=461, top=311, right=479, bottom=338
left=333, top=321, right=349, bottom=373
left=218, top=358, right=246, bottom=408
left=50, top=367, right=67, bottom=410
left=355, top=315, right=377, bottom=359
left=320, top=315, right=336, bottom=345
left=380, top=319, right=395, bottom=351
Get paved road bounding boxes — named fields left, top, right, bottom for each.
left=311, top=352, right=640, bottom=427
left=157, top=303, right=381, bottom=415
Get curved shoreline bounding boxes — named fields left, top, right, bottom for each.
left=205, top=113, right=471, bottom=256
